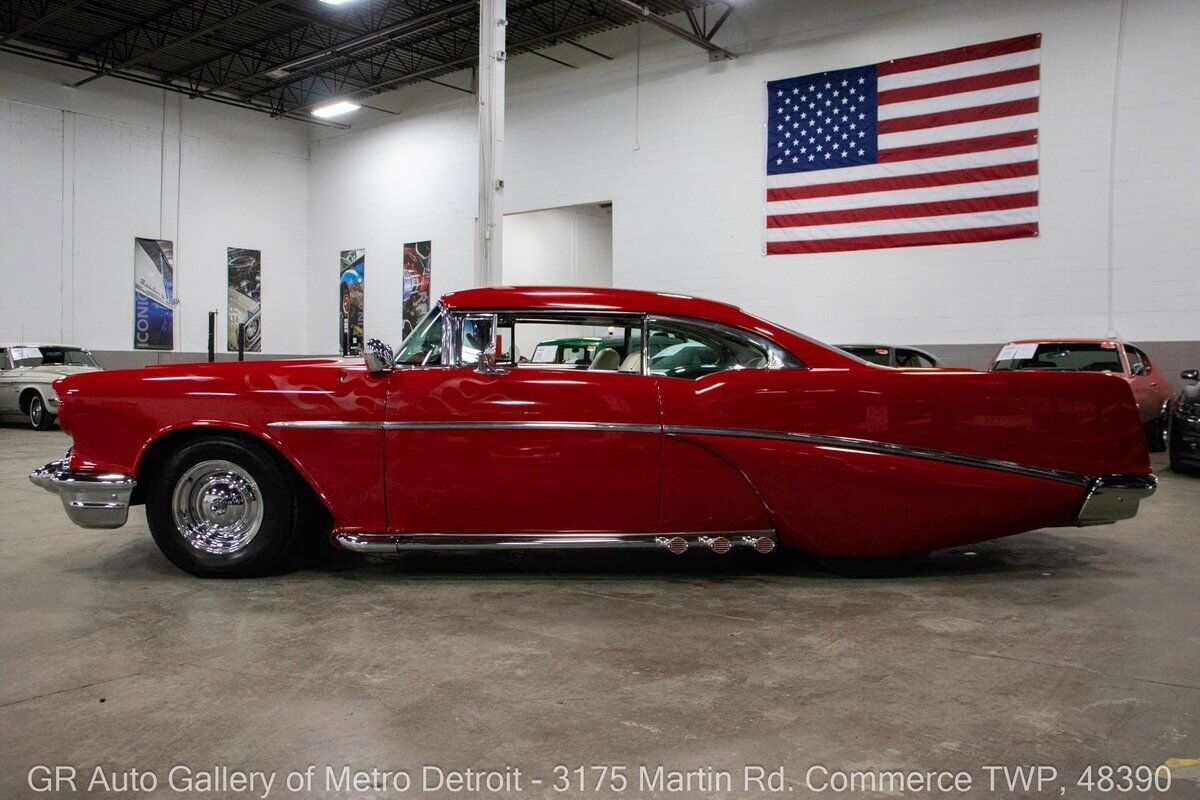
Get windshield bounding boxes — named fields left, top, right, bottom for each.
left=10, top=347, right=99, bottom=368
left=991, top=342, right=1124, bottom=373
left=394, top=306, right=444, bottom=366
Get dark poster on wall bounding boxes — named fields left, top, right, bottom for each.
left=402, top=241, right=432, bottom=340
left=339, top=248, right=365, bottom=355
left=227, top=248, right=262, bottom=352
left=133, top=237, right=175, bottom=350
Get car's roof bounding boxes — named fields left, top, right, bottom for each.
left=3, top=343, right=85, bottom=349
left=440, top=286, right=858, bottom=369
left=443, top=286, right=742, bottom=318
left=1005, top=338, right=1125, bottom=344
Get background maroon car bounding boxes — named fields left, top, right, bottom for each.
left=989, top=338, right=1173, bottom=452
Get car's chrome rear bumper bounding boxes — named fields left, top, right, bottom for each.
left=30, top=458, right=136, bottom=529
left=1074, top=474, right=1157, bottom=526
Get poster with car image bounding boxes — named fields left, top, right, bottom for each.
left=133, top=237, right=175, bottom=350
left=227, top=247, right=262, bottom=352
left=402, top=241, right=431, bottom=341
left=339, top=248, right=365, bottom=355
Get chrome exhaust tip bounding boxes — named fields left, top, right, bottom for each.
left=655, top=536, right=689, bottom=555
left=743, top=535, right=776, bottom=554
left=699, top=536, right=731, bottom=555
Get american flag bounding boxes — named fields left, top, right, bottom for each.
left=765, top=34, right=1040, bottom=254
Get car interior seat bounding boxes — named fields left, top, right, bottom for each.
left=589, top=348, right=621, bottom=371
left=618, top=352, right=642, bottom=373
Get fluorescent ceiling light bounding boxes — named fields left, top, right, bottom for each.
left=318, top=0, right=357, bottom=5
left=311, top=100, right=361, bottom=118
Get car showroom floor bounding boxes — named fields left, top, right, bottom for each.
left=1, top=424, right=1198, bottom=797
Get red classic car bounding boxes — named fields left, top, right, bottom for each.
left=31, top=287, right=1155, bottom=578
left=989, top=338, right=1174, bottom=452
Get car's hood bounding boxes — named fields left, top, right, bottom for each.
left=11, top=365, right=99, bottom=380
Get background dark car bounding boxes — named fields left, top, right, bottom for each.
left=1170, top=368, right=1200, bottom=474
left=836, top=344, right=941, bottom=368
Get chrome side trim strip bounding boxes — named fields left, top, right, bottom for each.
left=268, top=418, right=1096, bottom=488
left=268, top=420, right=661, bottom=434
left=383, top=420, right=661, bottom=433
left=664, top=425, right=1094, bottom=488
left=267, top=420, right=383, bottom=429
left=335, top=530, right=776, bottom=553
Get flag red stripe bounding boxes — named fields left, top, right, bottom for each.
left=878, top=130, right=1037, bottom=163
left=878, top=65, right=1040, bottom=105
left=766, top=223, right=1039, bottom=254
left=767, top=161, right=1038, bottom=202
left=876, top=34, right=1040, bottom=76
left=767, top=192, right=1037, bottom=228
left=877, top=97, right=1039, bottom=134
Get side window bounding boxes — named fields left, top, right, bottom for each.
left=1125, top=345, right=1145, bottom=375
left=481, top=313, right=644, bottom=371
left=897, top=349, right=936, bottom=368
left=646, top=319, right=773, bottom=379
left=0, top=349, right=8, bottom=370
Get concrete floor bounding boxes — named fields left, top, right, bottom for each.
left=1, top=423, right=1197, bottom=799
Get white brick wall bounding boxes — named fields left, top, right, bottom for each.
left=2, top=0, right=1197, bottom=357
left=307, top=0, right=1200, bottom=350
left=0, top=54, right=311, bottom=354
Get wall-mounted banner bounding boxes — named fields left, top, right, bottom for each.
left=133, top=237, right=175, bottom=350
left=227, top=247, right=262, bottom=352
left=765, top=33, right=1040, bottom=254
left=402, top=241, right=432, bottom=341
left=339, top=248, right=365, bottom=355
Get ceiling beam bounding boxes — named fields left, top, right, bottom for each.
left=231, top=0, right=476, bottom=101
left=0, top=0, right=90, bottom=47
left=281, top=16, right=616, bottom=117
left=604, top=0, right=733, bottom=59
left=0, top=39, right=348, bottom=127
left=158, top=19, right=312, bottom=83
left=71, top=0, right=290, bottom=88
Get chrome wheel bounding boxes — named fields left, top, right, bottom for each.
left=30, top=397, right=44, bottom=427
left=171, top=459, right=264, bottom=555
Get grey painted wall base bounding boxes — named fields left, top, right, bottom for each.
left=90, top=350, right=334, bottom=371
left=91, top=341, right=1199, bottom=390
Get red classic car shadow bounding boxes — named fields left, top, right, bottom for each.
left=79, top=529, right=1137, bottom=584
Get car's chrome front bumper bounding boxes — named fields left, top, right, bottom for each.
left=1074, top=474, right=1157, bottom=526
left=30, top=458, right=136, bottom=529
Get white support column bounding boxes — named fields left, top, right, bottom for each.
left=476, top=0, right=506, bottom=287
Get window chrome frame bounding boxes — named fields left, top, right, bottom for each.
left=454, top=312, right=501, bottom=368
left=645, top=314, right=806, bottom=376
left=449, top=308, right=648, bottom=373
left=392, top=301, right=453, bottom=370
left=397, top=306, right=806, bottom=376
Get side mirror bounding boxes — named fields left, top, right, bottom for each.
left=364, top=338, right=394, bottom=374
left=1182, top=369, right=1199, bottom=382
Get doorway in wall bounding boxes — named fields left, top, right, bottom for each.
left=502, top=202, right=613, bottom=363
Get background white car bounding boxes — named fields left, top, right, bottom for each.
left=0, top=345, right=101, bottom=430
